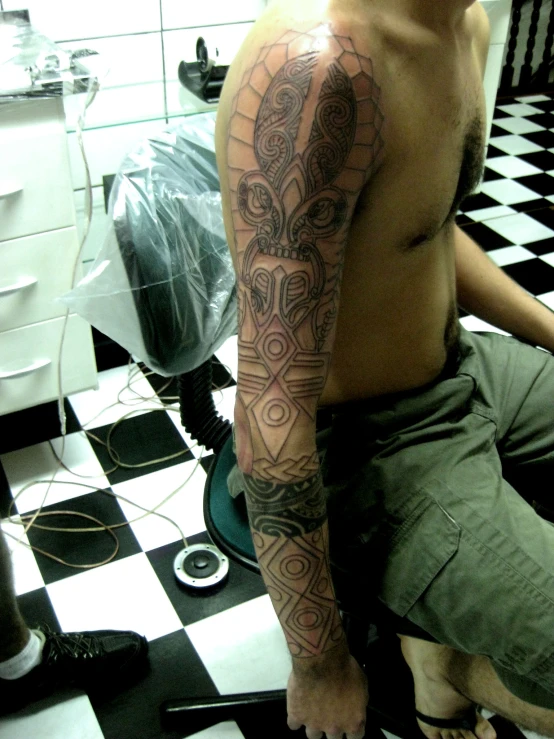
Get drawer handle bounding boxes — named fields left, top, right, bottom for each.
left=0, top=358, right=51, bottom=380
left=0, top=182, right=23, bottom=200
left=0, top=277, right=38, bottom=297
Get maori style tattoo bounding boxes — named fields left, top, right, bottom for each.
left=226, top=27, right=384, bottom=658
left=228, top=27, right=384, bottom=482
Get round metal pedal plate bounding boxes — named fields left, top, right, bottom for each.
left=173, top=543, right=229, bottom=589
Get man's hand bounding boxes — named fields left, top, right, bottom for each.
left=287, top=652, right=369, bottom=739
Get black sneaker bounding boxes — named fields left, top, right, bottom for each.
left=0, top=626, right=149, bottom=716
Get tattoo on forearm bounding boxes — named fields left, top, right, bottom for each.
left=227, top=27, right=384, bottom=479
left=243, top=472, right=327, bottom=536
left=248, top=499, right=346, bottom=658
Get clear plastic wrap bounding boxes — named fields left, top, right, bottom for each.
left=61, top=111, right=238, bottom=377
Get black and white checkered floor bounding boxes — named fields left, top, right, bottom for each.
left=1, top=93, right=554, bottom=739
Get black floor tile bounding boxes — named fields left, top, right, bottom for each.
left=516, top=173, right=554, bottom=197
left=482, top=166, right=503, bottom=182
left=525, top=207, right=554, bottom=230
left=529, top=99, right=554, bottom=113
left=460, top=192, right=498, bottom=212
left=141, top=366, right=180, bottom=405
left=490, top=123, right=510, bottom=138
left=92, top=328, right=130, bottom=372
left=25, top=491, right=143, bottom=585
left=212, top=356, right=237, bottom=390
left=522, top=129, right=554, bottom=149
left=0, top=462, right=13, bottom=518
left=511, top=198, right=554, bottom=213
left=17, top=586, right=62, bottom=633
left=88, top=411, right=194, bottom=485
left=459, top=222, right=514, bottom=251
left=0, top=399, right=81, bottom=455
left=94, top=629, right=218, bottom=739
left=520, top=150, right=554, bottom=171
left=527, top=112, right=554, bottom=129
left=486, top=144, right=506, bottom=158
left=504, top=258, right=554, bottom=296
left=146, top=533, right=266, bottom=628
left=524, top=236, right=554, bottom=256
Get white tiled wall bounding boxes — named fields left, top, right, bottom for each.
left=1, top=0, right=266, bottom=265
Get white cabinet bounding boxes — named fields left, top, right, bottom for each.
left=0, top=97, right=97, bottom=416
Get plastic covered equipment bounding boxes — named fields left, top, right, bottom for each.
left=61, top=111, right=238, bottom=377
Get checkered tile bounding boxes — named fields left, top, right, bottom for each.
left=1, top=94, right=554, bottom=739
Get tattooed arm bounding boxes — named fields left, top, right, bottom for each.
left=222, top=27, right=384, bottom=673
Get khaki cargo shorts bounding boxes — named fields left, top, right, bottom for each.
left=316, top=327, right=554, bottom=708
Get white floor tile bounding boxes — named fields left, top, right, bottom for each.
left=187, top=722, right=246, bottom=739
left=540, top=253, right=554, bottom=268
left=480, top=178, right=542, bottom=205
left=0, top=692, right=102, bottom=739
left=485, top=155, right=542, bottom=178
left=460, top=316, right=510, bottom=335
left=483, top=213, right=554, bottom=245
left=492, top=117, right=545, bottom=135
left=1, top=433, right=109, bottom=515
left=489, top=134, right=543, bottom=156
left=69, top=364, right=161, bottom=429
left=185, top=595, right=290, bottom=695
left=488, top=245, right=536, bottom=267
left=1, top=519, right=45, bottom=596
left=538, top=291, right=554, bottom=311
left=214, top=335, right=238, bottom=381
left=112, top=458, right=207, bottom=551
left=464, top=205, right=515, bottom=222
left=47, top=553, right=182, bottom=642
left=516, top=95, right=551, bottom=103
left=213, top=386, right=237, bottom=424
left=496, top=103, right=543, bottom=117
left=548, top=195, right=554, bottom=204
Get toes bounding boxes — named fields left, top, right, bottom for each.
left=474, top=714, right=496, bottom=739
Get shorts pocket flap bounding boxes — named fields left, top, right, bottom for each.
left=381, top=496, right=461, bottom=616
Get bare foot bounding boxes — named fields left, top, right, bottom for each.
left=400, top=635, right=496, bottom=739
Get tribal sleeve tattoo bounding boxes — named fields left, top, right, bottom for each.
left=225, top=26, right=384, bottom=660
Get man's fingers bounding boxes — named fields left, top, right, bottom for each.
left=287, top=715, right=303, bottom=731
left=305, top=729, right=324, bottom=739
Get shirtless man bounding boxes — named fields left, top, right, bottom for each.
left=215, top=1, right=554, bottom=738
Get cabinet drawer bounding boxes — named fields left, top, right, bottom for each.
left=0, top=314, right=97, bottom=416
left=0, top=228, right=80, bottom=333
left=0, top=98, right=76, bottom=242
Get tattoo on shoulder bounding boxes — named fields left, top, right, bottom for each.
left=227, top=26, right=384, bottom=483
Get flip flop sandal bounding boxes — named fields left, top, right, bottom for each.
left=415, top=706, right=478, bottom=734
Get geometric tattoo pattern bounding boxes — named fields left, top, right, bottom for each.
left=225, top=26, right=384, bottom=659
left=228, top=26, right=384, bottom=483
left=251, top=525, right=345, bottom=658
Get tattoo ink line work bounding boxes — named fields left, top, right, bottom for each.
left=226, top=26, right=384, bottom=659
left=251, top=519, right=345, bottom=658
left=228, top=27, right=384, bottom=482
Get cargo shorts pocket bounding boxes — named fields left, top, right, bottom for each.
left=379, top=494, right=461, bottom=617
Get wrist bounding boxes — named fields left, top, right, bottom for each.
left=291, top=633, right=350, bottom=678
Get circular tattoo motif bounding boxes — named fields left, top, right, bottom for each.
left=252, top=532, right=264, bottom=549
left=316, top=577, right=328, bottom=594
left=262, top=399, right=291, bottom=427
left=294, top=608, right=324, bottom=631
left=267, top=585, right=283, bottom=602
left=263, top=332, right=289, bottom=360
left=288, top=641, right=302, bottom=656
left=281, top=554, right=310, bottom=580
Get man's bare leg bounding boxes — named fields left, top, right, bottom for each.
left=0, top=527, right=31, bottom=661
left=401, top=634, right=554, bottom=739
